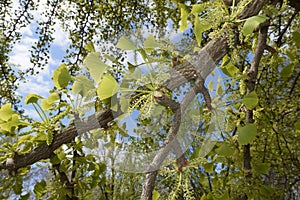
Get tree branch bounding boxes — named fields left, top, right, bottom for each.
left=243, top=20, right=269, bottom=179
left=0, top=2, right=270, bottom=199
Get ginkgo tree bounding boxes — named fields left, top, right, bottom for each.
left=1, top=0, right=300, bottom=200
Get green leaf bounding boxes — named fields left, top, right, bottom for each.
left=295, top=121, right=300, bottom=131
left=85, top=42, right=95, bottom=52
left=180, top=5, right=189, bottom=32
left=25, top=94, right=42, bottom=105
left=242, top=15, right=268, bottom=36
left=127, top=62, right=137, bottom=73
left=97, top=74, right=119, bottom=100
left=216, top=84, right=224, bottom=96
left=194, top=18, right=202, bottom=45
left=0, top=114, right=21, bottom=131
left=254, top=162, right=270, bottom=174
left=221, top=56, right=240, bottom=77
left=0, top=103, right=15, bottom=121
left=41, top=93, right=59, bottom=111
left=72, top=76, right=95, bottom=97
left=34, top=132, right=47, bottom=142
left=237, top=124, right=257, bottom=145
left=194, top=19, right=211, bottom=46
left=259, top=185, right=275, bottom=198
left=116, top=36, right=138, bottom=50
left=216, top=143, right=235, bottom=156
left=83, top=52, right=109, bottom=83
left=280, top=64, right=294, bottom=79
left=19, top=142, right=33, bottom=154
left=103, top=54, right=117, bottom=63
left=138, top=48, right=147, bottom=60
left=208, top=81, right=214, bottom=91
left=242, top=91, right=258, bottom=110
left=292, top=31, right=300, bottom=47
left=120, top=96, right=130, bottom=112
left=152, top=190, right=160, bottom=200
left=191, top=4, right=205, bottom=16
left=34, top=180, right=46, bottom=198
left=144, top=34, right=158, bottom=51
left=50, top=154, right=61, bottom=165
left=52, top=64, right=72, bottom=89
left=13, top=178, right=23, bottom=194
left=203, top=163, right=214, bottom=173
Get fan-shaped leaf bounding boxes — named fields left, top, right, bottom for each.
left=237, top=124, right=257, bottom=145
left=242, top=15, right=268, bottom=36
left=52, top=64, right=71, bottom=89
left=83, top=52, right=109, bottom=83
left=242, top=91, right=258, bottom=110
left=116, top=36, right=138, bottom=50
left=97, top=74, right=119, bottom=100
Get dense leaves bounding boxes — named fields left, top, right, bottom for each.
left=0, top=0, right=300, bottom=199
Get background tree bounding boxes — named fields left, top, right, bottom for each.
left=0, top=0, right=299, bottom=199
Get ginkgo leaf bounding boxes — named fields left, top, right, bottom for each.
left=34, top=180, right=46, bottom=198
left=25, top=94, right=42, bottom=105
left=152, top=190, right=160, bottom=200
left=194, top=19, right=211, bottom=46
left=144, top=35, right=158, bottom=49
left=191, top=4, right=205, bottom=16
left=242, top=15, right=268, bottom=36
left=104, top=54, right=117, bottom=63
left=203, top=163, right=214, bottom=173
left=41, top=93, right=59, bottom=111
left=216, top=143, right=235, bottom=156
left=116, top=36, right=138, bottom=50
left=180, top=5, right=189, bottom=32
left=237, top=124, right=257, bottom=145
left=97, top=74, right=119, bottom=100
left=254, top=162, right=270, bottom=174
left=221, top=56, right=240, bottom=77
left=292, top=31, right=300, bottom=47
left=280, top=64, right=294, bottom=79
left=144, top=35, right=158, bottom=52
left=120, top=96, right=130, bottom=112
left=0, top=103, right=15, bottom=121
left=242, top=91, right=258, bottom=110
left=83, top=52, right=109, bottom=83
left=0, top=114, right=20, bottom=132
left=52, top=64, right=72, bottom=89
left=72, top=76, right=95, bottom=97
left=85, top=42, right=95, bottom=52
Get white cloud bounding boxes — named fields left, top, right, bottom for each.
left=52, top=22, right=70, bottom=49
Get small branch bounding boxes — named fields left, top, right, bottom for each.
left=289, top=71, right=300, bottom=95
left=265, top=45, right=276, bottom=54
left=206, top=172, right=213, bottom=192
left=276, top=11, right=297, bottom=47
left=141, top=78, right=204, bottom=199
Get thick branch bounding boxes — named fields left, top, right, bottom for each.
left=0, top=109, right=115, bottom=172
left=244, top=21, right=269, bottom=178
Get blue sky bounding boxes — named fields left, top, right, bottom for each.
left=9, top=0, right=70, bottom=119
